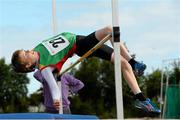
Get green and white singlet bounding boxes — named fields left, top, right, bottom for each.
left=33, top=32, right=76, bottom=71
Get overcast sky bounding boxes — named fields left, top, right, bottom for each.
left=0, top=0, right=179, bottom=95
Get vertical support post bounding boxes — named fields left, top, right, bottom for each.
left=162, top=73, right=169, bottom=118
left=111, top=0, right=124, bottom=119
left=160, top=60, right=164, bottom=118
left=52, top=0, right=62, bottom=114
left=57, top=79, right=63, bottom=114
left=52, top=0, right=58, bottom=34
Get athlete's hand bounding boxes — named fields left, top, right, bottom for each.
left=53, top=99, right=60, bottom=110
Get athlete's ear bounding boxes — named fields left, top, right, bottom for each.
left=25, top=63, right=32, bottom=69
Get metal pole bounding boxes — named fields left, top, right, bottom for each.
left=52, top=0, right=58, bottom=34
left=52, top=0, right=62, bottom=114
left=160, top=60, right=164, bottom=118
left=111, top=0, right=124, bottom=119
left=162, top=74, right=169, bottom=118
left=160, top=58, right=180, bottom=118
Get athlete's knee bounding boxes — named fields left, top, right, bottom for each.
left=95, top=26, right=112, bottom=41
left=104, top=26, right=112, bottom=34
left=110, top=52, right=114, bottom=62
left=121, top=58, right=131, bottom=70
left=111, top=53, right=132, bottom=71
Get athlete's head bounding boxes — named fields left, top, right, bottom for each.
left=11, top=49, right=39, bottom=73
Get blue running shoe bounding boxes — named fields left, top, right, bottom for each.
left=134, top=98, right=161, bottom=115
left=133, top=61, right=146, bottom=76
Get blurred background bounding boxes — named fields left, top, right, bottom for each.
left=0, top=0, right=179, bottom=119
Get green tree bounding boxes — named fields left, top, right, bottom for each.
left=28, top=88, right=43, bottom=106
left=70, top=57, right=140, bottom=118
left=145, top=69, right=161, bottom=99
left=169, top=61, right=180, bottom=85
left=70, top=58, right=116, bottom=118
left=0, top=58, right=29, bottom=112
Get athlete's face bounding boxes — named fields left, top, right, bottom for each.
left=19, top=50, right=39, bottom=68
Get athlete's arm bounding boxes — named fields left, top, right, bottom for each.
left=41, top=67, right=61, bottom=110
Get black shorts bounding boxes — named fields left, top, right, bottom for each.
left=76, top=32, right=113, bottom=61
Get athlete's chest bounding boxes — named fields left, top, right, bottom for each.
left=42, top=35, right=70, bottom=55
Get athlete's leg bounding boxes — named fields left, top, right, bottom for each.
left=95, top=26, right=134, bottom=60
left=120, top=42, right=146, bottom=76
left=95, top=26, right=160, bottom=115
left=111, top=53, right=161, bottom=115
left=111, top=53, right=141, bottom=94
left=95, top=26, right=146, bottom=76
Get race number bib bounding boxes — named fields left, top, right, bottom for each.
left=42, top=35, right=70, bottom=55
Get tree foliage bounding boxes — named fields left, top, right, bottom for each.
left=70, top=57, right=142, bottom=118
left=0, top=58, right=29, bottom=112
left=70, top=57, right=116, bottom=118
left=169, top=61, right=180, bottom=85
left=0, top=57, right=179, bottom=119
left=28, top=88, right=43, bottom=106
left=145, top=69, right=161, bottom=99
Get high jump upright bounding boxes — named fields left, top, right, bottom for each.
left=111, top=0, right=124, bottom=119
left=52, top=0, right=63, bottom=114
